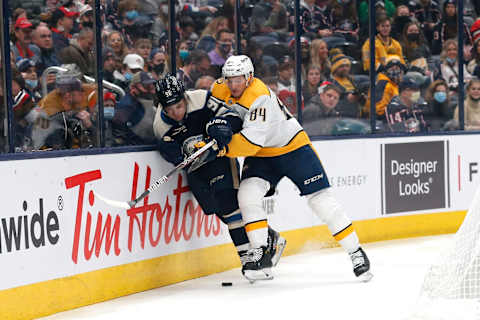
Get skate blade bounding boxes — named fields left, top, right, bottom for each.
left=271, top=237, right=287, bottom=267
left=244, top=268, right=274, bottom=283
left=357, top=271, right=373, bottom=282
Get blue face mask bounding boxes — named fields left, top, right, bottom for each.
left=434, top=91, right=447, bottom=103
left=25, top=79, right=38, bottom=89
left=104, top=106, right=115, bottom=120
left=446, top=57, right=456, bottom=64
left=179, top=50, right=189, bottom=61
left=125, top=10, right=139, bottom=20
left=124, top=72, right=133, bottom=81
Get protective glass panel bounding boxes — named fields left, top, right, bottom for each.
left=7, top=1, right=99, bottom=150
left=0, top=18, right=5, bottom=153
left=102, top=0, right=163, bottom=146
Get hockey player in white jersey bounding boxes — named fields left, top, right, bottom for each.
left=208, top=55, right=372, bottom=282
left=152, top=74, right=286, bottom=270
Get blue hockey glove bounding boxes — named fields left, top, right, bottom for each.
left=205, top=117, right=232, bottom=150
left=157, top=138, right=184, bottom=166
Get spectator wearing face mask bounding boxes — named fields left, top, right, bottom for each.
left=363, top=55, right=406, bottom=118
left=176, top=39, right=191, bottom=68
left=436, top=39, right=472, bottom=104
left=424, top=79, right=452, bottom=130
left=208, top=29, right=234, bottom=67
left=103, top=91, right=118, bottom=147
left=78, top=4, right=94, bottom=29
left=391, top=5, right=413, bottom=40
left=16, top=58, right=42, bottom=102
left=385, top=76, right=428, bottom=133
left=149, top=48, right=168, bottom=80
left=113, top=53, right=145, bottom=90
left=118, top=0, right=140, bottom=47
left=112, top=71, right=157, bottom=145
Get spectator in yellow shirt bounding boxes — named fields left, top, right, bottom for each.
left=363, top=55, right=406, bottom=118
left=362, top=15, right=405, bottom=72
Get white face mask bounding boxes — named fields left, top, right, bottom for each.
left=410, top=91, right=421, bottom=103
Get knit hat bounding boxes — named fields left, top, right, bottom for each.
left=471, top=19, right=480, bottom=43
left=330, top=48, right=351, bottom=74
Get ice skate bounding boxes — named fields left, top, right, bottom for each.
left=268, top=227, right=287, bottom=267
left=242, top=246, right=273, bottom=283
left=349, top=247, right=373, bottom=282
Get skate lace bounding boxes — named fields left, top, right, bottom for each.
left=244, top=248, right=263, bottom=263
left=350, top=249, right=365, bottom=268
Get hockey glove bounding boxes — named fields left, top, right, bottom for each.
left=205, top=117, right=232, bottom=150
left=157, top=138, right=184, bottom=166
left=187, top=139, right=224, bottom=173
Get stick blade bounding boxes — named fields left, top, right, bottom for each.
left=94, top=191, right=131, bottom=209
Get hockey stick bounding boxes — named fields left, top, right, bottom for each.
left=95, top=140, right=216, bottom=209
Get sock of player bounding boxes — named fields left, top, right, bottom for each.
left=222, top=210, right=250, bottom=252
left=307, top=188, right=360, bottom=253
left=238, top=177, right=269, bottom=248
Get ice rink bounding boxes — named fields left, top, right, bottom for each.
left=39, top=235, right=455, bottom=320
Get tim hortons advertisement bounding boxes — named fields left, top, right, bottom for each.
left=0, top=153, right=230, bottom=291
left=382, top=141, right=448, bottom=214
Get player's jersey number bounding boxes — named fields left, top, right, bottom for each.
left=250, top=108, right=266, bottom=121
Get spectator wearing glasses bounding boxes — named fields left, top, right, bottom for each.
left=12, top=17, right=37, bottom=61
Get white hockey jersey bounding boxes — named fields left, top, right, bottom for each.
left=211, top=77, right=311, bottom=158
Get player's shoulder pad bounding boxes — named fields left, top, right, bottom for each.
left=153, top=107, right=173, bottom=139
left=184, top=89, right=209, bottom=113
left=238, top=78, right=271, bottom=109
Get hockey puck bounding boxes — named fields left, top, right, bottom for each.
left=221, top=282, right=233, bottom=287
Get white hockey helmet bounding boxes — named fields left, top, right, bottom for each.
left=222, top=55, right=254, bottom=82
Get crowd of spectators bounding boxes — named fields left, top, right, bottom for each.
left=2, top=0, right=480, bottom=153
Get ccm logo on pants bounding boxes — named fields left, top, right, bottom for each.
left=304, top=174, right=324, bottom=185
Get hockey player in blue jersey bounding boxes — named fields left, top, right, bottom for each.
left=209, top=55, right=372, bottom=282
left=152, top=74, right=286, bottom=269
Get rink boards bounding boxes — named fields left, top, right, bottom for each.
left=0, top=134, right=478, bottom=319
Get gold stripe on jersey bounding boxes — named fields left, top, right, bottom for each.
left=226, top=130, right=311, bottom=158
left=211, top=78, right=270, bottom=109
left=333, top=224, right=354, bottom=241
left=226, top=133, right=262, bottom=158
left=245, top=220, right=268, bottom=232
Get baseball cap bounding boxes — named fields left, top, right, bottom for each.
left=51, top=6, right=78, bottom=24
left=14, top=17, right=33, bottom=29
left=123, top=53, right=144, bottom=70
left=79, top=4, right=93, bottom=17
left=399, top=76, right=420, bottom=92
left=16, top=58, right=35, bottom=72
left=131, top=71, right=156, bottom=85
